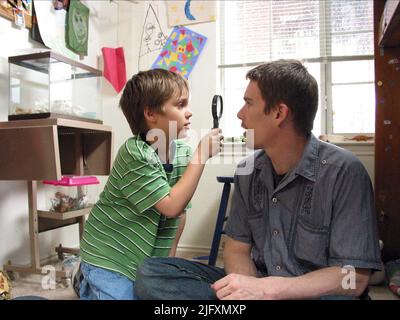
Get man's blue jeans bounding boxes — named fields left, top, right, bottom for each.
left=135, top=257, right=361, bottom=300
left=80, top=261, right=137, bottom=300
left=135, top=257, right=226, bottom=300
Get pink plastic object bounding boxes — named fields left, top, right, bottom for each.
left=43, top=176, right=99, bottom=186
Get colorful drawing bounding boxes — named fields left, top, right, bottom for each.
left=167, top=0, right=216, bottom=27
left=151, top=26, right=207, bottom=79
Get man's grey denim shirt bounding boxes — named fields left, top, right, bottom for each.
left=225, top=134, right=382, bottom=277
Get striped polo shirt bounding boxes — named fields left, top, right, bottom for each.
left=80, top=136, right=192, bottom=281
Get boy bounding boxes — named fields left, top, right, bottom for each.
left=78, top=69, right=222, bottom=300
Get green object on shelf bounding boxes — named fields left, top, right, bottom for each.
left=66, top=0, right=89, bottom=56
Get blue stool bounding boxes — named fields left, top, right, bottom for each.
left=194, top=176, right=234, bottom=266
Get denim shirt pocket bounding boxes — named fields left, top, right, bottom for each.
left=293, top=217, right=329, bottom=269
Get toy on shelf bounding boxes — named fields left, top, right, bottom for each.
left=43, top=175, right=99, bottom=213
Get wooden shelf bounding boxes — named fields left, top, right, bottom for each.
left=0, top=118, right=111, bottom=132
left=38, top=206, right=93, bottom=220
left=379, top=0, right=400, bottom=47
left=0, top=118, right=113, bottom=180
left=0, top=3, right=32, bottom=29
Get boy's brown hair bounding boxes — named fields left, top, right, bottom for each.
left=119, top=69, right=189, bottom=136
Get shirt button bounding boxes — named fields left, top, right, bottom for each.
left=272, top=197, right=278, bottom=203
left=275, top=265, right=281, bottom=271
left=321, top=159, right=327, bottom=165
left=273, top=230, right=279, bottom=236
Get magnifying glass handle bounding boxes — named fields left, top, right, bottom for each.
left=213, top=119, right=219, bottom=129
left=212, top=95, right=223, bottom=129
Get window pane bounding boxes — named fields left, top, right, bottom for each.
left=221, top=1, right=270, bottom=65
left=330, top=33, right=374, bottom=56
left=332, top=60, right=374, bottom=84
left=330, top=0, right=373, bottom=33
left=332, top=83, right=375, bottom=133
left=271, top=0, right=320, bottom=59
left=221, top=67, right=252, bottom=138
left=328, top=0, right=374, bottom=56
left=304, top=62, right=322, bottom=136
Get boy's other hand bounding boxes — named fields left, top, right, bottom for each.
left=196, top=128, right=223, bottom=163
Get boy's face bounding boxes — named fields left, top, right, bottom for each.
left=155, top=89, right=192, bottom=140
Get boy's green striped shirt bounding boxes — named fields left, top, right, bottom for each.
left=80, top=136, right=192, bottom=281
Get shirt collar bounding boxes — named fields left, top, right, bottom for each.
left=254, top=134, right=319, bottom=182
left=293, top=134, right=319, bottom=182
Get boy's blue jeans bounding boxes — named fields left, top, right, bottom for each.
left=79, top=261, right=137, bottom=300
left=134, top=257, right=359, bottom=300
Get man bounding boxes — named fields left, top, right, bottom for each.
left=134, top=60, right=382, bottom=300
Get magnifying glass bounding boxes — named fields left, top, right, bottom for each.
left=212, top=95, right=223, bottom=129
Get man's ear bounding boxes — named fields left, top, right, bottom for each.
left=144, top=107, right=158, bottom=123
left=275, top=103, right=290, bottom=126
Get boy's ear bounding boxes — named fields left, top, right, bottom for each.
left=143, top=106, right=158, bottom=123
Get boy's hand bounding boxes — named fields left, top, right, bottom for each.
left=196, top=128, right=223, bottom=163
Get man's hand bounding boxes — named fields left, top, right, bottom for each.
left=211, top=273, right=289, bottom=300
left=212, top=267, right=371, bottom=300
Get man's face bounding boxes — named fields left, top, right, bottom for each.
left=237, top=80, right=278, bottom=150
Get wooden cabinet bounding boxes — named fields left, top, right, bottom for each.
left=374, top=0, right=400, bottom=261
left=0, top=118, right=113, bottom=278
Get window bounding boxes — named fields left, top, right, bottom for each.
left=219, top=0, right=374, bottom=137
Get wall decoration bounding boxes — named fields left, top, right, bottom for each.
left=53, top=0, right=69, bottom=11
left=66, top=0, right=89, bottom=56
left=30, top=0, right=45, bottom=45
left=167, top=0, right=216, bottom=27
left=13, top=5, right=25, bottom=27
left=33, top=0, right=77, bottom=59
left=138, top=3, right=168, bottom=70
left=151, top=26, right=207, bottom=79
left=102, top=47, right=126, bottom=94
left=0, top=0, right=32, bottom=28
